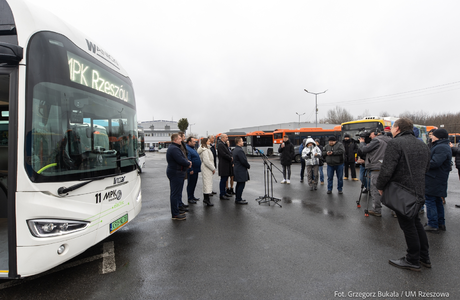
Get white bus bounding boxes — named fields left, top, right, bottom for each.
left=0, top=0, right=142, bottom=278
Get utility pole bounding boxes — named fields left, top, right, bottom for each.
left=296, top=112, right=305, bottom=128
left=304, top=89, right=328, bottom=128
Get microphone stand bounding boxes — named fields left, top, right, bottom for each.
left=254, top=148, right=282, bottom=207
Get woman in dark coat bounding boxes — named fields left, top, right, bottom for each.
left=278, top=135, right=294, bottom=184
left=232, top=137, right=250, bottom=204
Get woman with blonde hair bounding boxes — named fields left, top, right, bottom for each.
left=198, top=137, right=215, bottom=206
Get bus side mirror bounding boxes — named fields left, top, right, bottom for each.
left=0, top=42, right=23, bottom=64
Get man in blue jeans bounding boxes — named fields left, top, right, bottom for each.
left=322, top=136, right=345, bottom=194
left=424, top=128, right=452, bottom=232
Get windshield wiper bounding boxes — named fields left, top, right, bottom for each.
left=112, top=156, right=142, bottom=173
left=57, top=176, right=106, bottom=196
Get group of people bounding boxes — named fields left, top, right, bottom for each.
left=166, top=133, right=250, bottom=220
left=166, top=119, right=458, bottom=272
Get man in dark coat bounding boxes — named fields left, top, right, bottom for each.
left=232, top=137, right=250, bottom=204
left=424, top=128, right=452, bottom=232
left=166, top=133, right=192, bottom=220
left=323, top=136, right=345, bottom=194
left=186, top=137, right=202, bottom=204
left=278, top=135, right=294, bottom=184
left=342, top=133, right=358, bottom=180
left=376, top=118, right=431, bottom=271
left=217, top=134, right=233, bottom=200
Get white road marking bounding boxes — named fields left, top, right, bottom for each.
left=100, top=241, right=116, bottom=274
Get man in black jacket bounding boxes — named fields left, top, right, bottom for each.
left=232, top=137, right=250, bottom=204
left=278, top=135, right=294, bottom=184
left=323, top=136, right=345, bottom=194
left=217, top=134, right=233, bottom=200
left=166, top=133, right=192, bottom=220
left=377, top=118, right=431, bottom=271
left=342, top=134, right=358, bottom=181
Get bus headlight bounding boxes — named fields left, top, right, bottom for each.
left=27, top=219, right=90, bottom=238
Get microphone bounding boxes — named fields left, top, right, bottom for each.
left=253, top=146, right=264, bottom=155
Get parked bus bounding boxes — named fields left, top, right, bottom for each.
left=245, top=131, right=274, bottom=156
left=341, top=116, right=429, bottom=143
left=0, top=0, right=142, bottom=278
left=273, top=127, right=341, bottom=162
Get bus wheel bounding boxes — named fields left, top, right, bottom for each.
left=294, top=154, right=301, bottom=163
left=267, top=148, right=273, bottom=156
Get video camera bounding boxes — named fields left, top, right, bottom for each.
left=356, top=130, right=371, bottom=144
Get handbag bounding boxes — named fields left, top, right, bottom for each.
left=380, top=147, right=425, bottom=220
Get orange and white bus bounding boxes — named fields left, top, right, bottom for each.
left=245, top=131, right=274, bottom=156
left=273, top=127, right=341, bottom=162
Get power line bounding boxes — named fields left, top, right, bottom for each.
left=322, top=81, right=460, bottom=106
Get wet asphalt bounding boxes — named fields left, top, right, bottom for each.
left=2, top=152, right=460, bottom=299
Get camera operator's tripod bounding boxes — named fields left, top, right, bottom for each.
left=356, top=169, right=371, bottom=217
left=255, top=149, right=282, bottom=207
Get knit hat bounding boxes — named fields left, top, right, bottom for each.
left=328, top=136, right=337, bottom=141
left=344, top=133, right=350, bottom=138
left=384, top=126, right=391, bottom=131
left=433, top=128, right=449, bottom=140
left=314, top=139, right=320, bottom=143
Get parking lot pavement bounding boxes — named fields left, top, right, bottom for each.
left=2, top=152, right=460, bottom=299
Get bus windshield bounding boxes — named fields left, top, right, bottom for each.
left=341, top=121, right=383, bottom=140
left=25, top=32, right=138, bottom=182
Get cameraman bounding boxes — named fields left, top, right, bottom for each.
left=356, top=131, right=371, bottom=193
left=358, top=128, right=392, bottom=217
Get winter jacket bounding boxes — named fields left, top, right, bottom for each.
left=425, top=139, right=452, bottom=197
left=233, top=146, right=250, bottom=182
left=302, top=138, right=322, bottom=166
left=342, top=139, right=358, bottom=164
left=278, top=140, right=295, bottom=166
left=166, top=142, right=190, bottom=176
left=217, top=140, right=233, bottom=177
left=359, top=134, right=392, bottom=171
left=376, top=131, right=431, bottom=197
left=322, top=142, right=345, bottom=166
left=451, top=146, right=460, bottom=170
left=186, top=144, right=201, bottom=174
left=198, top=145, right=215, bottom=194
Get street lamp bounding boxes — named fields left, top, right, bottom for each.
left=189, top=123, right=196, bottom=136
left=304, top=89, right=328, bottom=128
left=296, top=112, right=305, bottom=128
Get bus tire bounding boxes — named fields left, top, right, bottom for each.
left=267, top=148, right=273, bottom=156
left=294, top=154, right=301, bottom=163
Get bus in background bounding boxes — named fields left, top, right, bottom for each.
left=341, top=116, right=429, bottom=143
left=273, top=127, right=342, bottom=163
left=0, top=0, right=142, bottom=278
left=138, top=126, right=146, bottom=171
left=216, top=132, right=247, bottom=151
left=245, top=131, right=274, bottom=156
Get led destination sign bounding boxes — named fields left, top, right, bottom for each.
left=67, top=52, right=133, bottom=104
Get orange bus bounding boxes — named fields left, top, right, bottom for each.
left=245, top=131, right=274, bottom=156
left=273, top=127, right=342, bottom=162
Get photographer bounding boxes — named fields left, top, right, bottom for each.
left=358, top=128, right=392, bottom=217
left=356, top=130, right=371, bottom=193
left=302, top=138, right=322, bottom=191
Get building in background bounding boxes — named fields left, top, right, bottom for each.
left=138, top=120, right=180, bottom=151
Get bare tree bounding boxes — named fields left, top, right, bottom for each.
left=320, top=106, right=354, bottom=124
left=380, top=111, right=390, bottom=117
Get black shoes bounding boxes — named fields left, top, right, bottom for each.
left=224, top=193, right=232, bottom=197
left=327, top=190, right=332, bottom=194
left=181, top=204, right=189, bottom=208
left=212, top=191, right=217, bottom=195
left=424, top=224, right=439, bottom=232
left=368, top=210, right=382, bottom=217
left=235, top=199, right=248, bottom=204
left=455, top=204, right=460, bottom=208
left=172, top=214, right=186, bottom=221
left=188, top=199, right=197, bottom=204
left=338, top=190, right=343, bottom=194
left=220, top=195, right=230, bottom=200
left=420, top=258, right=432, bottom=268
left=203, top=194, right=214, bottom=206
left=439, top=224, right=446, bottom=231
left=389, top=257, right=421, bottom=272
left=179, top=206, right=189, bottom=212
left=362, top=188, right=368, bottom=194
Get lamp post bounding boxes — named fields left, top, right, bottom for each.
left=296, top=112, right=305, bottom=128
left=304, top=89, right=328, bottom=128
left=189, top=123, right=196, bottom=136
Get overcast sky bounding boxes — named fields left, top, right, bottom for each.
left=34, top=0, right=460, bottom=136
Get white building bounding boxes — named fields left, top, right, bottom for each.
left=138, top=120, right=180, bottom=150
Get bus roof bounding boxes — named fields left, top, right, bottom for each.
left=273, top=127, right=340, bottom=133
left=246, top=131, right=273, bottom=136
left=6, top=0, right=129, bottom=76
